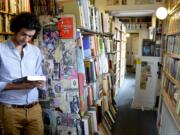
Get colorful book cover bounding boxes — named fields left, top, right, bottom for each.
left=88, top=85, right=93, bottom=107
left=76, top=47, right=85, bottom=74
left=41, top=27, right=59, bottom=57
left=78, top=73, right=85, bottom=115
left=47, top=90, right=80, bottom=114
left=83, top=36, right=91, bottom=58
left=88, top=110, right=98, bottom=133
left=54, top=112, right=81, bottom=135
left=59, top=40, right=78, bottom=89
left=58, top=15, right=76, bottom=39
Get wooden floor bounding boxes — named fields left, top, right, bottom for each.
left=112, top=73, right=159, bottom=135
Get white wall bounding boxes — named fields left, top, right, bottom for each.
left=126, top=29, right=148, bottom=57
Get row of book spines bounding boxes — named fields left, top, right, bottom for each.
left=162, top=75, right=180, bottom=109
left=166, top=11, right=180, bottom=34
left=84, top=59, right=97, bottom=84
left=60, top=1, right=114, bottom=33
left=84, top=74, right=114, bottom=109
left=32, top=0, right=58, bottom=15
left=84, top=55, right=111, bottom=84
left=81, top=36, right=117, bottom=79
left=83, top=49, right=120, bottom=72
left=114, top=18, right=126, bottom=32
left=163, top=77, right=177, bottom=100
left=83, top=1, right=112, bottom=33
left=79, top=81, right=112, bottom=115
left=81, top=104, right=116, bottom=135
left=89, top=4, right=111, bottom=33
left=162, top=84, right=180, bottom=115
left=79, top=82, right=99, bottom=115
left=98, top=104, right=117, bottom=135
left=113, top=29, right=126, bottom=41
left=0, top=0, right=6, bottom=11
left=0, top=14, right=12, bottom=33
left=166, top=35, right=180, bottom=55
left=167, top=0, right=180, bottom=11
left=163, top=56, right=180, bottom=81
left=0, top=0, right=30, bottom=13
left=0, top=1, right=30, bottom=33
left=78, top=72, right=114, bottom=113
left=82, top=35, right=113, bottom=58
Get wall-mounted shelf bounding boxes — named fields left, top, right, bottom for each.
left=168, top=1, right=180, bottom=15
left=162, top=90, right=180, bottom=130
left=163, top=70, right=180, bottom=88
left=0, top=32, right=13, bottom=35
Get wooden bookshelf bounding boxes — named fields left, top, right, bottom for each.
left=78, top=27, right=113, bottom=37
left=158, top=3, right=180, bottom=133
left=166, top=31, right=180, bottom=36
left=0, top=0, right=30, bottom=40
left=73, top=2, right=118, bottom=133
left=0, top=10, right=16, bottom=15
left=112, top=18, right=126, bottom=94
left=0, top=11, right=8, bottom=14
left=166, top=52, right=180, bottom=59
left=161, top=89, right=180, bottom=130
left=0, top=32, right=13, bottom=35
left=168, top=0, right=180, bottom=15
left=163, top=70, right=180, bottom=89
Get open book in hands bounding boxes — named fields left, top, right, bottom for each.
left=12, top=75, right=46, bottom=84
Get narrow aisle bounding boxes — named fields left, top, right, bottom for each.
left=114, top=73, right=135, bottom=106
left=112, top=73, right=158, bottom=135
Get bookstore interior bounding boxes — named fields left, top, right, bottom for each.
left=0, top=0, right=180, bottom=135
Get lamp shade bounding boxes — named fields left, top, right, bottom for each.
left=156, top=7, right=168, bottom=20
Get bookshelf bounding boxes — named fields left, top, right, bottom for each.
left=63, top=1, right=123, bottom=134
left=161, top=90, right=180, bottom=130
left=31, top=0, right=58, bottom=15
left=0, top=0, right=30, bottom=41
left=157, top=1, right=180, bottom=134
left=110, top=18, right=126, bottom=95
left=120, top=16, right=152, bottom=31
left=164, top=0, right=180, bottom=35
left=34, top=0, right=121, bottom=134
left=77, top=25, right=117, bottom=134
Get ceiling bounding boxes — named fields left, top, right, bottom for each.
left=110, top=9, right=155, bottom=17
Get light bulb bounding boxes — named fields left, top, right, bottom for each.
left=156, top=7, right=168, bottom=20
left=126, top=33, right=130, bottom=37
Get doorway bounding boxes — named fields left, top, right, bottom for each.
left=126, top=33, right=139, bottom=73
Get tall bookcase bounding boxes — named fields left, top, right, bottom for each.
left=157, top=1, right=180, bottom=135
left=110, top=18, right=126, bottom=95
left=0, top=0, right=30, bottom=41
left=76, top=27, right=116, bottom=135
left=32, top=0, right=121, bottom=134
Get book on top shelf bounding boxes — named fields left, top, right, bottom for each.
left=12, top=75, right=46, bottom=84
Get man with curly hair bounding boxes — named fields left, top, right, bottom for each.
left=0, top=12, right=45, bottom=135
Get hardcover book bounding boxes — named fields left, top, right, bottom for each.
left=57, top=14, right=76, bottom=39
left=12, top=76, right=46, bottom=83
